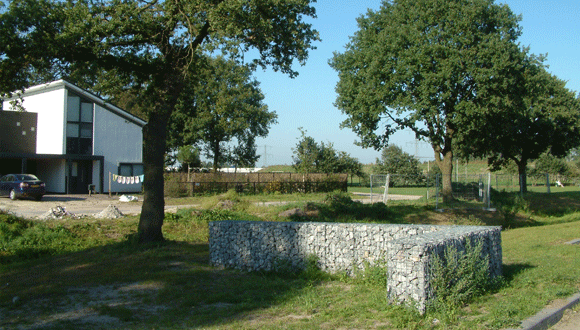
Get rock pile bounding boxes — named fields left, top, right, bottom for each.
left=93, top=205, right=125, bottom=219
left=39, top=206, right=83, bottom=220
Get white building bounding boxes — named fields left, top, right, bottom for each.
left=1, top=80, right=146, bottom=194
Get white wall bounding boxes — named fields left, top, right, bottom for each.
left=35, top=159, right=66, bottom=193
left=93, top=104, right=143, bottom=193
left=2, top=88, right=66, bottom=154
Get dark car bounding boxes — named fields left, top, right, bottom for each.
left=0, top=174, right=46, bottom=201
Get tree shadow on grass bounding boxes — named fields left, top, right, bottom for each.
left=0, top=239, right=316, bottom=329
left=523, top=191, right=580, bottom=217
left=286, top=194, right=426, bottom=224
left=502, top=262, right=536, bottom=285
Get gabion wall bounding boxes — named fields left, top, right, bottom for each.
left=209, top=221, right=502, bottom=312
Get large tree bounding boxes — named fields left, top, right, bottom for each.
left=479, top=55, right=580, bottom=192
left=292, top=129, right=364, bottom=176
left=174, top=56, right=277, bottom=172
left=329, top=0, right=524, bottom=201
left=0, top=0, right=318, bottom=242
left=375, top=145, right=422, bottom=186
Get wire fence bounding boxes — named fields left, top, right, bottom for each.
left=364, top=173, right=575, bottom=210
left=436, top=174, right=492, bottom=209
left=367, top=174, right=437, bottom=204
left=491, top=173, right=574, bottom=193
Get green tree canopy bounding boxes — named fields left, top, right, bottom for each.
left=175, top=145, right=202, bottom=172
left=531, top=153, right=570, bottom=179
left=168, top=56, right=277, bottom=172
left=329, top=0, right=525, bottom=201
left=478, top=55, right=580, bottom=192
left=292, top=129, right=364, bottom=176
left=0, top=0, right=319, bottom=242
left=374, top=145, right=422, bottom=186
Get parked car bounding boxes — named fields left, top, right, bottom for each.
left=0, top=174, right=46, bottom=201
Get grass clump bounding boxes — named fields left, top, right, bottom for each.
left=350, top=258, right=389, bottom=287
left=163, top=207, right=261, bottom=242
left=0, top=213, right=80, bottom=263
left=199, top=189, right=251, bottom=211
left=283, top=190, right=397, bottom=223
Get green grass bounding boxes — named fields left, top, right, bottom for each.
left=1, top=191, right=580, bottom=329
left=165, top=191, right=332, bottom=206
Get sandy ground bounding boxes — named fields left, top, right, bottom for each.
left=549, top=308, right=580, bottom=330
left=547, top=301, right=580, bottom=330
left=0, top=194, right=191, bottom=219
left=0, top=193, right=418, bottom=219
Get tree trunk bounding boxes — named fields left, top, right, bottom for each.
left=138, top=110, right=170, bottom=243
left=516, top=159, right=528, bottom=194
left=435, top=149, right=455, bottom=202
left=212, top=140, right=220, bottom=173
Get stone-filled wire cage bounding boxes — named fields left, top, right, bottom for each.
left=209, top=220, right=502, bottom=313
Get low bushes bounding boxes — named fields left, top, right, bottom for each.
left=428, top=239, right=500, bottom=314
left=1, top=212, right=83, bottom=263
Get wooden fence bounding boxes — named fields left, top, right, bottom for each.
left=164, top=172, right=348, bottom=196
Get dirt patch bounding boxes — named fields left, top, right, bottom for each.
left=551, top=307, right=580, bottom=330
left=0, top=194, right=143, bottom=219
left=0, top=194, right=195, bottom=219
left=3, top=282, right=167, bottom=329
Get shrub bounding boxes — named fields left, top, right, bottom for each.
left=352, top=258, right=388, bottom=287
left=492, top=190, right=530, bottom=228
left=164, top=173, right=189, bottom=197
left=264, top=180, right=294, bottom=194
left=428, top=238, right=495, bottom=313
left=320, top=190, right=393, bottom=223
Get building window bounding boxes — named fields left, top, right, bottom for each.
left=66, top=94, right=93, bottom=155
left=119, top=163, right=144, bottom=176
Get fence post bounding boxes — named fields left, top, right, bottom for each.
left=487, top=173, right=491, bottom=209
left=435, top=174, right=440, bottom=209
left=383, top=174, right=390, bottom=204
left=370, top=174, right=373, bottom=204
left=426, top=175, right=429, bottom=201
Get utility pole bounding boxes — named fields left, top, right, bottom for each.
left=406, top=139, right=430, bottom=159
left=262, top=145, right=273, bottom=167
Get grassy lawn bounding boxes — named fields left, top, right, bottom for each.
left=1, top=191, right=580, bottom=329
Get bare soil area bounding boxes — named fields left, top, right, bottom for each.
left=548, top=303, right=580, bottom=330
left=0, top=194, right=179, bottom=219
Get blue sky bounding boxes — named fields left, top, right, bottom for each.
left=253, top=0, right=580, bottom=167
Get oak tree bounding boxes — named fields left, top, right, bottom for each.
left=0, top=0, right=319, bottom=242
left=176, top=56, right=277, bottom=172
left=480, top=56, right=580, bottom=192
left=330, top=0, right=524, bottom=201
left=292, top=129, right=364, bottom=176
